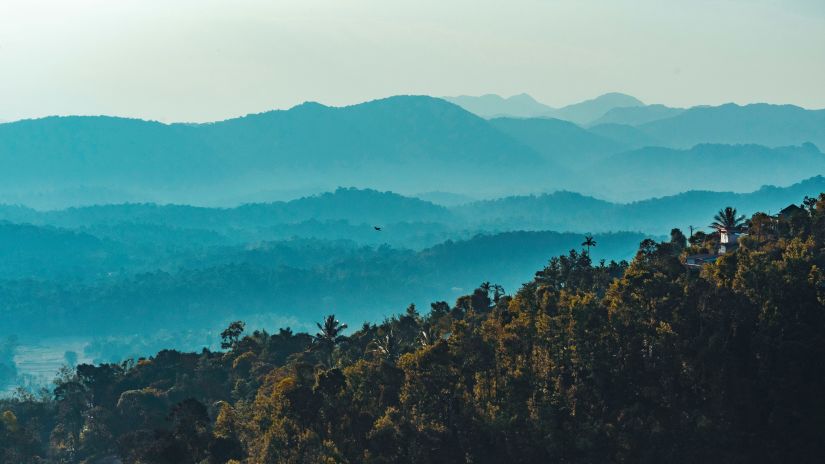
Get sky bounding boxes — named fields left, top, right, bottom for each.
left=0, top=0, right=823, bottom=123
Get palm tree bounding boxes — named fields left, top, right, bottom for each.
left=710, top=207, right=746, bottom=232
left=581, top=234, right=597, bottom=254
left=315, top=315, right=348, bottom=345
left=313, top=315, right=348, bottom=367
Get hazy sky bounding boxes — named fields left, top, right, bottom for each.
left=1, top=0, right=823, bottom=122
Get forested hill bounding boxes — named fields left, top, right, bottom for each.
left=454, top=175, right=825, bottom=234
left=0, top=188, right=451, bottom=231
left=1, top=178, right=823, bottom=241
left=0, top=230, right=646, bottom=337
left=2, top=193, right=824, bottom=463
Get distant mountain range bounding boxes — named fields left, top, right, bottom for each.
left=444, top=92, right=644, bottom=125
left=588, top=143, right=825, bottom=199
left=489, top=117, right=628, bottom=169
left=1, top=94, right=824, bottom=206
left=637, top=103, right=825, bottom=148
left=0, top=96, right=567, bottom=208
left=445, top=94, right=825, bottom=149
left=549, top=93, right=644, bottom=125
left=590, top=104, right=686, bottom=126
left=442, top=94, right=555, bottom=119
left=486, top=118, right=824, bottom=198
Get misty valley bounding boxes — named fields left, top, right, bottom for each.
left=2, top=91, right=825, bottom=462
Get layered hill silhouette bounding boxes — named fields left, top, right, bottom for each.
left=1, top=177, right=823, bottom=336
left=0, top=221, right=129, bottom=280
left=1, top=95, right=824, bottom=207
left=638, top=103, right=825, bottom=148
left=489, top=117, right=627, bottom=169
left=448, top=94, right=825, bottom=148
left=0, top=188, right=449, bottom=232
left=445, top=92, right=644, bottom=124
left=454, top=175, right=825, bottom=234
left=485, top=120, right=824, bottom=199
left=2, top=178, right=823, bottom=242
left=586, top=123, right=662, bottom=150
left=587, top=143, right=825, bottom=199
left=589, top=103, right=685, bottom=126
left=441, top=93, right=554, bottom=118
left=0, top=96, right=563, bottom=208
left=481, top=102, right=825, bottom=154
left=0, top=229, right=646, bottom=337
left=549, top=92, right=644, bottom=125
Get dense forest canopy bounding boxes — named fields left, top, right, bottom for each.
left=1, top=179, right=822, bottom=396
left=2, top=193, right=824, bottom=463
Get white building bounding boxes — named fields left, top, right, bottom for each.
left=718, top=227, right=740, bottom=254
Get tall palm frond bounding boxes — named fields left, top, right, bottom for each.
left=315, top=315, right=348, bottom=345
left=710, top=207, right=746, bottom=232
left=581, top=234, right=597, bottom=254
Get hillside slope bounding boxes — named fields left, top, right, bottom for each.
left=638, top=103, right=825, bottom=148
left=454, top=175, right=825, bottom=234
left=490, top=117, right=625, bottom=168
left=586, top=143, right=825, bottom=199
left=0, top=97, right=564, bottom=208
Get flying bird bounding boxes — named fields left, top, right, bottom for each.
left=374, top=226, right=382, bottom=231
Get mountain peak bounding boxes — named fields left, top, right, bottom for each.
left=443, top=92, right=646, bottom=123
left=355, top=94, right=454, bottom=108
left=591, top=92, right=645, bottom=106
left=292, top=101, right=328, bottom=110
left=550, top=92, right=645, bottom=125
left=442, top=93, right=554, bottom=118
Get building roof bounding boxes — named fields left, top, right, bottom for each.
left=779, top=204, right=805, bottom=217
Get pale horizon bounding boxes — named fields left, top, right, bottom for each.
left=1, top=0, right=824, bottom=123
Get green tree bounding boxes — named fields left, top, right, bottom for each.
left=314, top=315, right=349, bottom=366
left=315, top=315, right=348, bottom=345
left=669, top=228, right=687, bottom=250
left=220, top=321, right=246, bottom=350
left=710, top=206, right=746, bottom=231
left=581, top=234, right=597, bottom=254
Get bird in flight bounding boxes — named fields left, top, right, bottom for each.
left=374, top=226, right=382, bottom=231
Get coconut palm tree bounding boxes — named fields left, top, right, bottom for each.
left=581, top=234, right=597, bottom=254
left=710, top=207, right=746, bottom=232
left=315, top=315, right=348, bottom=345
left=312, top=315, right=348, bottom=366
